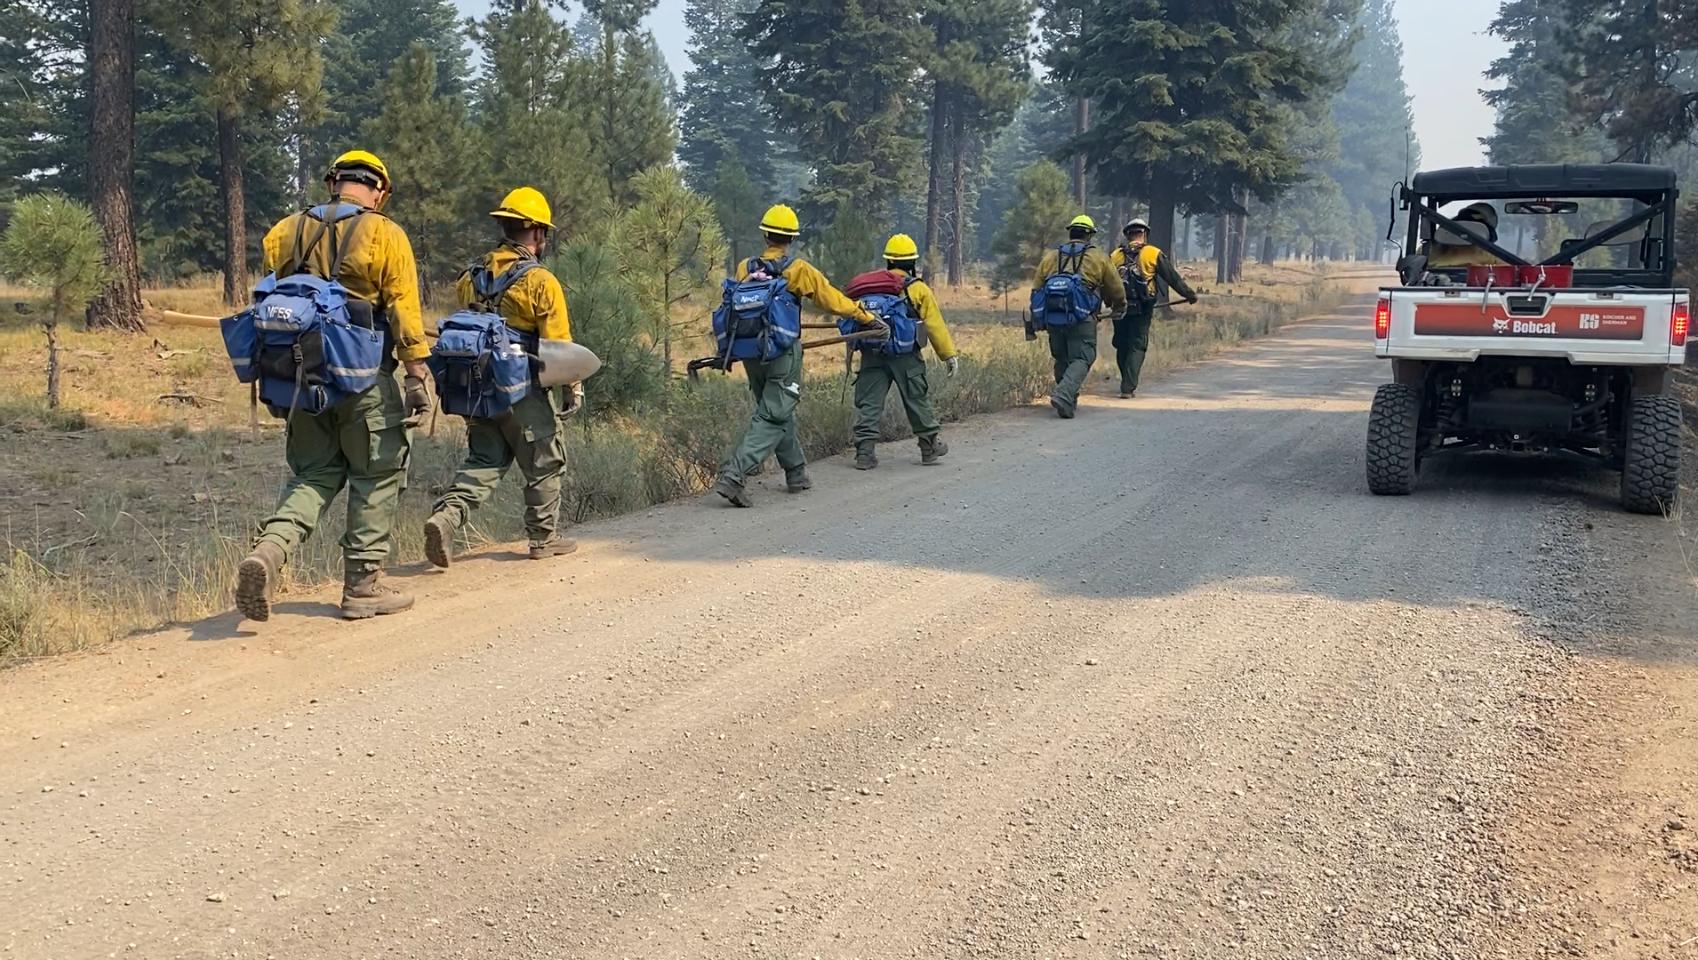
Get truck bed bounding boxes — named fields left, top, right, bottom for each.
left=1375, top=286, right=1689, bottom=366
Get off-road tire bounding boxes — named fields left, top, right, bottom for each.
left=1619, top=394, right=1682, bottom=515
left=1366, top=383, right=1421, bottom=496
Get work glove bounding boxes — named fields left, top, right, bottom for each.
left=1185, top=295, right=1199, bottom=305
left=865, top=316, right=891, bottom=339
left=560, top=382, right=585, bottom=418
left=945, top=356, right=960, bottom=378
left=401, top=375, right=432, bottom=428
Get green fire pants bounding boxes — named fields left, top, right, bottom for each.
left=255, top=374, right=410, bottom=572
left=1047, top=319, right=1098, bottom=409
left=723, top=341, right=805, bottom=483
left=431, top=388, right=567, bottom=544
left=852, top=351, right=939, bottom=446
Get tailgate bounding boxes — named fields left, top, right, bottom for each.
left=1377, top=288, right=1688, bottom=366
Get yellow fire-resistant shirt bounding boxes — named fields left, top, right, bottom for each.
left=885, top=270, right=957, bottom=360
left=1109, top=242, right=1197, bottom=301
left=739, top=246, right=876, bottom=325
left=1032, top=242, right=1128, bottom=315
left=455, top=243, right=572, bottom=342
left=261, top=202, right=429, bottom=363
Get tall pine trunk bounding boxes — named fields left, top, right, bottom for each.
left=46, top=297, right=63, bottom=409
left=85, top=0, right=145, bottom=332
left=217, top=107, right=247, bottom=306
left=1215, top=212, right=1229, bottom=284
left=1147, top=173, right=1178, bottom=253
left=924, top=45, right=948, bottom=260
left=947, top=109, right=967, bottom=287
left=1072, top=98, right=1089, bottom=206
left=1229, top=211, right=1246, bottom=282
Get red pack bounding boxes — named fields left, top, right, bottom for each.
left=845, top=270, right=904, bottom=299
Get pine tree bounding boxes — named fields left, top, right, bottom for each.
left=747, top=0, right=926, bottom=226
left=1486, top=1, right=1605, bottom=166
left=615, top=166, right=728, bottom=374
left=1327, top=0, right=1419, bottom=259
left=989, top=160, right=1072, bottom=294
left=469, top=0, right=600, bottom=237
left=362, top=43, right=482, bottom=300
left=1057, top=0, right=1350, bottom=251
left=921, top=0, right=1032, bottom=285
left=580, top=8, right=677, bottom=206
left=708, top=156, right=766, bottom=268
left=678, top=0, right=787, bottom=190
left=313, top=0, right=470, bottom=176
left=1559, top=0, right=1698, bottom=163
left=0, top=0, right=56, bottom=210
left=85, top=0, right=145, bottom=331
left=160, top=0, right=337, bottom=304
left=0, top=193, right=109, bottom=408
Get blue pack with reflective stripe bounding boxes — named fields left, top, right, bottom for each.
left=712, top=256, right=802, bottom=362
left=219, top=203, right=384, bottom=418
left=839, top=270, right=920, bottom=355
left=428, top=259, right=539, bottom=419
left=1029, top=241, right=1101, bottom=329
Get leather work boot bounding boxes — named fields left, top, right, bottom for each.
left=422, top=513, right=455, bottom=569
left=233, top=541, right=286, bottom=622
left=854, top=444, right=878, bottom=471
left=340, top=568, right=414, bottom=620
left=1050, top=394, right=1076, bottom=419
left=785, top=467, right=813, bottom=493
left=529, top=536, right=579, bottom=560
left=713, top=476, right=753, bottom=508
left=919, top=435, right=949, bottom=466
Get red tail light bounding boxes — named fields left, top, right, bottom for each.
left=1374, top=297, right=1391, bottom=340
left=1673, top=300, right=1690, bottom=348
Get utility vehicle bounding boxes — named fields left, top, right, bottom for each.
left=1369, top=164, right=1689, bottom=513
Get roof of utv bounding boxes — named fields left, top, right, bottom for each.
left=1410, top=163, right=1676, bottom=200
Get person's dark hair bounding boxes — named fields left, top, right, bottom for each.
left=763, top=231, right=795, bottom=246
left=1068, top=226, right=1091, bottom=241
left=886, top=258, right=917, bottom=273
left=501, top=219, right=534, bottom=242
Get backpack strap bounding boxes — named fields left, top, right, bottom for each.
left=326, top=210, right=370, bottom=280
left=471, top=256, right=541, bottom=311
left=1058, top=243, right=1086, bottom=275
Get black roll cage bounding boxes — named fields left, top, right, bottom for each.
left=1395, top=166, right=1679, bottom=287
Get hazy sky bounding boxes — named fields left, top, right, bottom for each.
left=454, top=0, right=1507, bottom=172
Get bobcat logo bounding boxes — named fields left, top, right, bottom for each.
left=1491, top=317, right=1510, bottom=334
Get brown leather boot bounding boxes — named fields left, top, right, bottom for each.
left=529, top=536, right=579, bottom=560
left=234, top=541, right=286, bottom=622
left=919, top=435, right=949, bottom=466
left=423, top=513, right=455, bottom=569
left=340, top=567, right=414, bottom=620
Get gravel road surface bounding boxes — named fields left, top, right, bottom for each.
left=3, top=300, right=1693, bottom=959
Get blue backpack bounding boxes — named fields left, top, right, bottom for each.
left=1029, top=241, right=1102, bottom=329
left=712, top=256, right=803, bottom=362
left=220, top=203, right=385, bottom=418
left=427, top=259, right=540, bottom=419
left=840, top=270, right=920, bottom=356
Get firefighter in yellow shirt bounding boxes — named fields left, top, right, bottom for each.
left=851, top=234, right=959, bottom=470
left=423, top=187, right=580, bottom=567
left=234, top=150, right=430, bottom=623
left=1109, top=218, right=1197, bottom=398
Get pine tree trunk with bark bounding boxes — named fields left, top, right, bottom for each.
left=947, top=109, right=967, bottom=287
left=1072, top=97, right=1089, bottom=206
left=85, top=0, right=146, bottom=332
left=217, top=107, right=247, bottom=306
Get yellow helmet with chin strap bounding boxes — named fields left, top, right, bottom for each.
left=1069, top=214, right=1098, bottom=233
left=325, top=150, right=392, bottom=207
left=759, top=204, right=801, bottom=237
left=490, top=186, right=555, bottom=231
left=883, top=233, right=919, bottom=261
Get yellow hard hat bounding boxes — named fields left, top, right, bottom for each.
left=760, top=204, right=801, bottom=237
left=326, top=150, right=390, bottom=189
left=490, top=186, right=555, bottom=231
left=883, top=233, right=919, bottom=260
left=1069, top=214, right=1097, bottom=233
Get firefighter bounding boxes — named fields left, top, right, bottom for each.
left=1109, top=218, right=1198, bottom=398
left=1031, top=215, right=1127, bottom=418
left=1426, top=203, right=1501, bottom=268
left=851, top=234, right=960, bottom=470
left=422, top=187, right=580, bottom=569
left=234, top=150, right=431, bottom=622
left=712, top=204, right=878, bottom=508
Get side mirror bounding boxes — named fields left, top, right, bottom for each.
left=1396, top=254, right=1428, bottom=286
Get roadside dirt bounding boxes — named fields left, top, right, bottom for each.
left=1, top=299, right=1693, bottom=959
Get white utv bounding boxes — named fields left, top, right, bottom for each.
left=1369, top=164, right=1689, bottom=514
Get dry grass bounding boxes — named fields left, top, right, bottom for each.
left=0, top=262, right=1369, bottom=661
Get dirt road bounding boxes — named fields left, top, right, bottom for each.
left=3, top=301, right=1694, bottom=959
